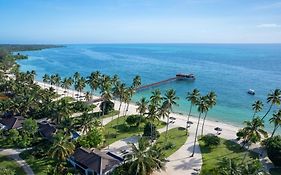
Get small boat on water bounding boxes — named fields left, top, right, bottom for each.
left=176, top=73, right=195, bottom=80
left=248, top=89, right=255, bottom=95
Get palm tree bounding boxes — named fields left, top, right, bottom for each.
left=150, top=89, right=162, bottom=107
left=73, top=72, right=80, bottom=82
left=136, top=97, right=149, bottom=116
left=163, top=89, right=178, bottom=141
left=74, top=77, right=86, bottom=100
left=186, top=89, right=200, bottom=134
left=201, top=91, right=217, bottom=136
left=124, top=87, right=134, bottom=116
left=132, top=75, right=141, bottom=89
left=191, top=96, right=208, bottom=157
left=125, top=138, right=165, bottom=175
left=269, top=109, right=281, bottom=137
left=237, top=117, right=268, bottom=162
left=115, top=83, right=126, bottom=125
left=87, top=71, right=100, bottom=96
left=252, top=100, right=263, bottom=119
left=53, top=74, right=61, bottom=93
left=262, top=89, right=281, bottom=120
left=42, top=74, right=50, bottom=88
left=100, top=78, right=112, bottom=125
left=61, top=77, right=68, bottom=95
left=146, top=102, right=160, bottom=141
left=48, top=134, right=75, bottom=162
left=75, top=112, right=100, bottom=134
left=85, top=91, right=92, bottom=101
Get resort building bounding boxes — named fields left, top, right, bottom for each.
left=68, top=147, right=123, bottom=175
left=0, top=116, right=25, bottom=130
left=38, top=121, right=57, bottom=140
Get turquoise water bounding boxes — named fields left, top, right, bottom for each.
left=17, top=44, right=281, bottom=130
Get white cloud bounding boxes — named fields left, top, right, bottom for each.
left=257, top=23, right=281, bottom=28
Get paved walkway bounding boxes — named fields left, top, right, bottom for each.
left=0, top=148, right=34, bottom=175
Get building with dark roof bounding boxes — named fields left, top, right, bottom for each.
left=69, top=147, right=123, bottom=175
left=0, top=116, right=25, bottom=130
left=38, top=121, right=57, bottom=139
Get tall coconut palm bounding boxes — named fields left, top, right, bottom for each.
left=124, top=87, right=134, bottom=116
left=48, top=134, right=75, bottom=162
left=53, top=74, right=61, bottom=93
left=100, top=79, right=112, bottom=125
left=201, top=91, right=217, bottom=136
left=132, top=75, right=141, bottom=89
left=191, top=96, right=208, bottom=157
left=42, top=74, right=50, bottom=88
left=73, top=71, right=80, bottom=82
left=163, top=89, right=178, bottom=141
left=262, top=89, right=281, bottom=120
left=75, top=112, right=100, bottom=134
left=61, top=77, right=68, bottom=95
left=87, top=71, right=101, bottom=96
left=186, top=89, right=200, bottom=134
left=115, top=83, right=126, bottom=125
left=238, top=117, right=268, bottom=162
left=125, top=138, right=165, bottom=175
left=136, top=97, right=149, bottom=116
left=269, top=109, right=281, bottom=138
left=252, top=100, right=263, bottom=119
left=150, top=89, right=162, bottom=107
left=74, top=77, right=86, bottom=100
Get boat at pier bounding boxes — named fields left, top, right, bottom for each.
left=176, top=73, right=195, bottom=80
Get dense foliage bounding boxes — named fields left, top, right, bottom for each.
left=265, top=135, right=281, bottom=167
left=143, top=122, right=160, bottom=140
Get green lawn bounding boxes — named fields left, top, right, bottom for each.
left=104, top=116, right=166, bottom=145
left=199, top=138, right=259, bottom=175
left=19, top=149, right=55, bottom=175
left=156, top=127, right=187, bottom=157
left=0, top=155, right=26, bottom=175
left=270, top=168, right=281, bottom=175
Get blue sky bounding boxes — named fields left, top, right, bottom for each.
left=0, top=0, right=281, bottom=44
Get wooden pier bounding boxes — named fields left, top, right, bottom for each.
left=136, top=77, right=177, bottom=91
left=136, top=73, right=195, bottom=91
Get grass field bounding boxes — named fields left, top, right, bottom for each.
left=104, top=116, right=166, bottom=145
left=0, top=155, right=26, bottom=175
left=156, top=127, right=187, bottom=157
left=199, top=138, right=259, bottom=175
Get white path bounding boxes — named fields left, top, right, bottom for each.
left=0, top=148, right=34, bottom=175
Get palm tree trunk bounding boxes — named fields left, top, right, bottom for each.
left=242, top=144, right=251, bottom=163
left=271, top=126, right=278, bottom=138
left=117, top=100, right=122, bottom=125
left=125, top=102, right=129, bottom=116
left=262, top=103, right=273, bottom=120
left=186, top=105, right=193, bottom=134
left=165, top=115, right=170, bottom=142
left=252, top=111, right=257, bottom=120
left=101, top=101, right=105, bottom=126
left=201, top=112, right=208, bottom=136
left=191, top=112, right=202, bottom=157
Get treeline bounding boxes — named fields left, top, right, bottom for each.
left=0, top=44, right=63, bottom=60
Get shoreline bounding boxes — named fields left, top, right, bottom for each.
left=35, top=80, right=241, bottom=134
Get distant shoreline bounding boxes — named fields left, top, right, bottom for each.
left=0, top=44, right=64, bottom=53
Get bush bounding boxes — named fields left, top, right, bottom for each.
left=100, top=100, right=114, bottom=115
left=201, top=134, right=220, bottom=147
left=126, top=115, right=144, bottom=127
left=77, top=127, right=104, bottom=148
left=143, top=122, right=160, bottom=140
left=163, top=141, right=175, bottom=150
left=265, top=135, right=281, bottom=167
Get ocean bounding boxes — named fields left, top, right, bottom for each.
left=17, top=44, right=281, bottom=130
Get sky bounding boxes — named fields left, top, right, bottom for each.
left=0, top=0, right=281, bottom=44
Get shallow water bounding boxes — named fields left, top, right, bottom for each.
left=17, top=44, right=281, bottom=131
